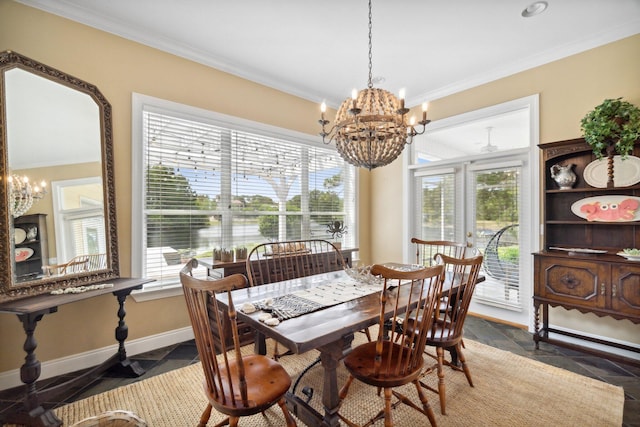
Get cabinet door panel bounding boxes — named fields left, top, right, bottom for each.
left=538, top=258, right=607, bottom=309
left=611, top=265, right=640, bottom=316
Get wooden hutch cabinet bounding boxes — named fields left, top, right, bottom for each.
left=534, top=138, right=640, bottom=361
left=13, top=213, right=48, bottom=283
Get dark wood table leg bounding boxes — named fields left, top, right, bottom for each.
left=317, top=334, right=354, bottom=427
left=255, top=331, right=267, bottom=355
left=447, top=345, right=460, bottom=366
left=4, top=309, right=62, bottom=427
left=108, top=289, right=145, bottom=377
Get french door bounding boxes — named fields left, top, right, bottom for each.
left=412, top=154, right=532, bottom=326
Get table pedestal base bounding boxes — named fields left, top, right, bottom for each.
left=284, top=334, right=354, bottom=427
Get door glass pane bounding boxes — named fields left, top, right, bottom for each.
left=416, top=173, right=455, bottom=241
left=473, top=167, right=521, bottom=309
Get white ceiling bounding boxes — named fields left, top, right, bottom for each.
left=16, top=0, right=640, bottom=109
left=10, top=0, right=640, bottom=162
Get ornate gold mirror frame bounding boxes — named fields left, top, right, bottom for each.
left=0, top=50, right=119, bottom=302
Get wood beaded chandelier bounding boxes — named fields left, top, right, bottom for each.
left=318, top=0, right=430, bottom=170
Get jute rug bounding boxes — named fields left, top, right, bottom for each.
left=53, top=335, right=624, bottom=426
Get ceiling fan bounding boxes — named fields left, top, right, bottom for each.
left=480, top=126, right=498, bottom=153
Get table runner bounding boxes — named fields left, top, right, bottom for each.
left=252, top=277, right=383, bottom=321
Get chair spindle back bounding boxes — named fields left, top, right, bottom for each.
left=432, top=253, right=483, bottom=341
left=370, top=263, right=444, bottom=375
left=411, top=237, right=469, bottom=267
left=180, top=259, right=249, bottom=407
left=246, top=239, right=345, bottom=286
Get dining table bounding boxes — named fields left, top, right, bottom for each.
left=221, top=266, right=436, bottom=427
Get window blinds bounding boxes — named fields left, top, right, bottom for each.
left=471, top=167, right=521, bottom=309
left=414, top=171, right=456, bottom=241
left=142, top=109, right=356, bottom=286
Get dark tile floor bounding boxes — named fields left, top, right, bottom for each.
left=1, top=316, right=638, bottom=426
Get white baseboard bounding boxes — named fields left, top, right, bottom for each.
left=0, top=326, right=194, bottom=391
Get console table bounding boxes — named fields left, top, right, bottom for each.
left=0, top=277, right=153, bottom=427
left=201, top=247, right=359, bottom=278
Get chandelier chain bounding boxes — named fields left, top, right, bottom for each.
left=367, top=0, right=373, bottom=88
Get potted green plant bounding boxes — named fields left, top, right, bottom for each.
left=580, top=97, right=640, bottom=187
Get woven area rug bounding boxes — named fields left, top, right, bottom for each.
left=53, top=336, right=624, bottom=426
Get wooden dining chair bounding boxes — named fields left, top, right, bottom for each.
left=337, top=263, right=444, bottom=427
left=420, top=253, right=483, bottom=415
left=179, top=259, right=297, bottom=427
left=411, top=238, right=470, bottom=267
left=411, top=238, right=478, bottom=320
left=246, top=239, right=347, bottom=286
left=44, top=253, right=107, bottom=276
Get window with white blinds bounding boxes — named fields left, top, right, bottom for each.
left=136, top=102, right=356, bottom=288
left=52, top=177, right=106, bottom=263
left=471, top=166, right=521, bottom=310
left=413, top=169, right=456, bottom=241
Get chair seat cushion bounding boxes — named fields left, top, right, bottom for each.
left=344, top=341, right=423, bottom=388
left=207, top=354, right=292, bottom=416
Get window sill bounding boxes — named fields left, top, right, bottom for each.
left=131, top=283, right=183, bottom=302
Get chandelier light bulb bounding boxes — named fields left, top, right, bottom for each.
left=422, top=102, right=429, bottom=121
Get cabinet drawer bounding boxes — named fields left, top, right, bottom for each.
left=536, top=257, right=607, bottom=309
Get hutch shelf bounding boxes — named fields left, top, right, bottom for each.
left=534, top=138, right=640, bottom=365
left=14, top=213, right=49, bottom=283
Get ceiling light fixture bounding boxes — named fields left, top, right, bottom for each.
left=480, top=127, right=498, bottom=153
left=318, top=0, right=430, bottom=170
left=8, top=174, right=47, bottom=218
left=521, top=1, right=548, bottom=18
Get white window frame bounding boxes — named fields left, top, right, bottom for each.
left=403, top=94, right=540, bottom=329
left=51, top=176, right=105, bottom=265
left=131, top=93, right=358, bottom=301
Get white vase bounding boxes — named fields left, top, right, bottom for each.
left=550, top=163, right=576, bottom=190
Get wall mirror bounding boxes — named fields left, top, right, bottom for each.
left=0, top=50, right=119, bottom=302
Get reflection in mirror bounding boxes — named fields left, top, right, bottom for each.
left=0, top=50, right=119, bottom=302
left=50, top=177, right=106, bottom=270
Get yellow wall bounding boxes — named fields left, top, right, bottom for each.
left=0, top=1, right=371, bottom=372
left=0, top=0, right=638, bottom=374
left=373, top=33, right=640, bottom=261
left=371, top=34, right=640, bottom=345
